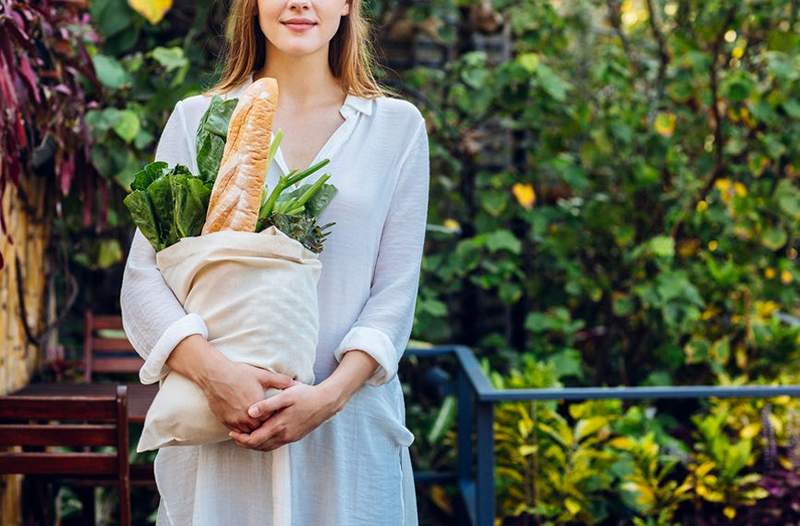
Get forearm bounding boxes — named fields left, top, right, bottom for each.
left=318, top=349, right=380, bottom=412
left=165, top=334, right=230, bottom=388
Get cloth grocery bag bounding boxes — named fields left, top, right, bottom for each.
left=137, top=225, right=322, bottom=526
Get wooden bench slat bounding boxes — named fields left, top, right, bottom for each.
left=0, top=452, right=117, bottom=475
left=91, top=315, right=124, bottom=330
left=0, top=424, right=117, bottom=446
left=0, top=397, right=117, bottom=421
left=91, top=358, right=143, bottom=374
left=91, top=338, right=136, bottom=352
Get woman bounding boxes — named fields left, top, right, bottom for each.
left=119, top=0, right=429, bottom=524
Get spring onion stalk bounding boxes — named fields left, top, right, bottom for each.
left=272, top=173, right=332, bottom=215
left=267, top=128, right=284, bottom=169
left=260, top=160, right=331, bottom=219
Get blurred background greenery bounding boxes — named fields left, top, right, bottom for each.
left=2, top=0, right=800, bottom=524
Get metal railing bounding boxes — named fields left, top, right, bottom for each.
left=405, top=344, right=800, bottom=526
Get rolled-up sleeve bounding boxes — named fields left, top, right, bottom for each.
left=333, top=117, right=430, bottom=386
left=119, top=100, right=208, bottom=385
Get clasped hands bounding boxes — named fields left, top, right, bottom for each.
left=199, top=359, right=344, bottom=452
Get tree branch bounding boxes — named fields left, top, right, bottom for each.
left=671, top=5, right=738, bottom=241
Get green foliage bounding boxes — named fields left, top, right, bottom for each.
left=408, top=0, right=800, bottom=389
left=486, top=355, right=790, bottom=524
left=687, top=411, right=769, bottom=519
left=610, top=433, right=691, bottom=524
left=491, top=357, right=620, bottom=524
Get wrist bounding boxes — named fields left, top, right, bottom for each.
left=195, top=348, right=232, bottom=392
left=170, top=335, right=229, bottom=389
left=317, top=376, right=353, bottom=415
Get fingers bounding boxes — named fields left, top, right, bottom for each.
left=225, top=419, right=253, bottom=434
left=225, top=412, right=265, bottom=433
left=230, top=418, right=286, bottom=450
left=255, top=368, right=295, bottom=389
left=248, top=391, right=293, bottom=418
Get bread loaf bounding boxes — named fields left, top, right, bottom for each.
left=202, top=77, right=279, bottom=234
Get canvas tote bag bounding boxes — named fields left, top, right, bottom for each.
left=137, top=225, right=322, bottom=526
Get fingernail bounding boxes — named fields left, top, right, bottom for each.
left=249, top=408, right=259, bottom=417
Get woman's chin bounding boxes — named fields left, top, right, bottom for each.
left=274, top=43, right=325, bottom=58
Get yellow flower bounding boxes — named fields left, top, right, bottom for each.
left=740, top=106, right=750, bottom=119
left=708, top=240, right=718, bottom=251
left=701, top=306, right=719, bottom=320
left=696, top=200, right=708, bottom=212
left=764, top=267, right=776, bottom=279
left=654, top=112, right=677, bottom=137
left=512, top=183, right=536, bottom=209
left=754, top=301, right=778, bottom=318
left=734, top=182, right=747, bottom=197
left=781, top=270, right=793, bottom=284
left=443, top=218, right=460, bottom=231
left=128, top=0, right=173, bottom=24
left=715, top=179, right=734, bottom=203
left=715, top=178, right=731, bottom=192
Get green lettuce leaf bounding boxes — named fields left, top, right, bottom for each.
left=146, top=176, right=179, bottom=248
left=123, top=190, right=162, bottom=250
left=174, top=176, right=211, bottom=238
left=196, top=95, right=238, bottom=184
left=130, top=161, right=169, bottom=191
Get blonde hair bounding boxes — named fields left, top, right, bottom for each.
left=203, top=0, right=396, bottom=99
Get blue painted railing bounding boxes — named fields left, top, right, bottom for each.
left=405, top=344, right=800, bottom=526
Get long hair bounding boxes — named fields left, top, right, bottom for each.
left=203, top=0, right=395, bottom=98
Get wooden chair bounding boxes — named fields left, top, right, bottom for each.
left=83, top=311, right=157, bottom=488
left=0, top=385, right=131, bottom=526
left=83, top=310, right=144, bottom=382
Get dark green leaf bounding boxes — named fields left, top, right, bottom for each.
left=131, top=161, right=169, bottom=191
left=123, top=191, right=161, bottom=250
left=196, top=95, right=238, bottom=183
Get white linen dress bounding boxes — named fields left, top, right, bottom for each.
left=119, top=72, right=429, bottom=525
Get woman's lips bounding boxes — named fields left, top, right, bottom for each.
left=282, top=22, right=316, bottom=32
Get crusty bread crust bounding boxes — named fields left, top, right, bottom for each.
left=202, top=77, right=279, bottom=234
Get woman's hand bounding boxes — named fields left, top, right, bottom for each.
left=199, top=358, right=298, bottom=434
left=168, top=334, right=299, bottom=434
left=228, top=382, right=343, bottom=451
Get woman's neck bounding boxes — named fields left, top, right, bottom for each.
left=257, top=44, right=346, bottom=110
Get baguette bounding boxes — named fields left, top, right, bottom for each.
left=202, top=77, right=279, bottom=234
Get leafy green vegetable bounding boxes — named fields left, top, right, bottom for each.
left=195, top=94, right=237, bottom=184
left=130, top=160, right=169, bottom=191
left=123, top=190, right=160, bottom=248
left=125, top=96, right=337, bottom=254
left=124, top=162, right=211, bottom=251
left=253, top=132, right=338, bottom=252
left=269, top=213, right=335, bottom=255
left=147, top=175, right=178, bottom=247
left=174, top=177, right=211, bottom=238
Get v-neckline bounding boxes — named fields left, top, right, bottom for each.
left=225, top=72, right=360, bottom=188
left=270, top=104, right=351, bottom=179
left=237, top=72, right=357, bottom=181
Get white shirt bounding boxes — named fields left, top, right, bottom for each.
left=120, top=72, right=429, bottom=525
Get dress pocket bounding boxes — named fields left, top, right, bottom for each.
left=354, top=384, right=415, bottom=448
left=346, top=389, right=412, bottom=525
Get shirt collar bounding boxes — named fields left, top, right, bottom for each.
left=227, top=72, right=374, bottom=117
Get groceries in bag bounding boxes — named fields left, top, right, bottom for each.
left=123, top=77, right=337, bottom=451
